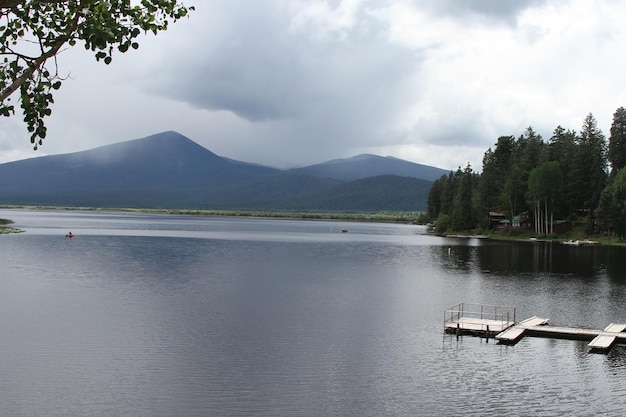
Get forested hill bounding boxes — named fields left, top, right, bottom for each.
left=0, top=131, right=437, bottom=212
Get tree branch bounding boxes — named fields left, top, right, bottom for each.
left=0, top=0, right=76, bottom=8
left=0, top=8, right=79, bottom=102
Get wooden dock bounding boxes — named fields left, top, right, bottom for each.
left=444, top=304, right=626, bottom=353
left=495, top=318, right=626, bottom=353
left=495, top=316, right=549, bottom=343
left=445, top=316, right=515, bottom=335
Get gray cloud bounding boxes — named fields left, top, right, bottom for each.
left=148, top=1, right=421, bottom=161
left=165, top=9, right=301, bottom=121
left=157, top=2, right=416, bottom=123
left=430, top=0, right=548, bottom=23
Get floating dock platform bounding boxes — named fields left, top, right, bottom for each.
left=444, top=303, right=516, bottom=337
left=444, top=303, right=626, bottom=353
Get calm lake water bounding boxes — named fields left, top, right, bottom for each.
left=1, top=209, right=625, bottom=416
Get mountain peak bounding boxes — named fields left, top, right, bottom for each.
left=320, top=154, right=377, bottom=165
left=43, top=131, right=227, bottom=177
left=81, top=131, right=217, bottom=160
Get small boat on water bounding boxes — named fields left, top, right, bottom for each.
left=65, top=232, right=74, bottom=239
left=341, top=228, right=349, bottom=233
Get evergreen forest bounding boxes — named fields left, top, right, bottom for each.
left=427, top=107, right=626, bottom=239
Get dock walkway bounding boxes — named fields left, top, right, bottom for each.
left=495, top=319, right=626, bottom=353
left=495, top=316, right=549, bottom=343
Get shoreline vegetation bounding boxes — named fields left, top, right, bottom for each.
left=0, top=218, right=22, bottom=234
left=436, top=220, right=626, bottom=247
left=0, top=204, right=427, bottom=224
left=2, top=205, right=624, bottom=246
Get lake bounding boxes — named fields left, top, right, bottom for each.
left=0, top=209, right=625, bottom=416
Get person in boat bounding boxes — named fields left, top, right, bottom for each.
left=66, top=232, right=74, bottom=239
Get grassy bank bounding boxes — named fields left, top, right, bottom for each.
left=0, top=218, right=23, bottom=234
left=0, top=205, right=427, bottom=224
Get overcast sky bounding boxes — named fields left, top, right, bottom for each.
left=1, top=0, right=625, bottom=171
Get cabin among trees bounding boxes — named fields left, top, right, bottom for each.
left=492, top=212, right=571, bottom=234
left=428, top=108, right=626, bottom=239
left=491, top=212, right=533, bottom=234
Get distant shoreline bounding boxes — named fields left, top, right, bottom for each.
left=0, top=205, right=426, bottom=224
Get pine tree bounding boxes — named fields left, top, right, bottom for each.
left=611, top=167, right=626, bottom=239
left=512, top=127, right=547, bottom=217
left=608, top=106, right=626, bottom=176
left=479, top=136, right=515, bottom=219
left=574, top=113, right=608, bottom=232
left=427, top=177, right=444, bottom=219
left=451, top=164, right=475, bottom=231
left=548, top=126, right=577, bottom=218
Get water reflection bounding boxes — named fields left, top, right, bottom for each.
left=476, top=241, right=589, bottom=276
left=602, top=246, right=626, bottom=284
left=436, top=239, right=626, bottom=282
left=441, top=244, right=475, bottom=273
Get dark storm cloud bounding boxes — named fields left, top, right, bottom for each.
left=156, top=1, right=419, bottom=142
left=169, top=11, right=303, bottom=121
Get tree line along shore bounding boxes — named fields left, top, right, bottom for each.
left=427, top=108, right=626, bottom=244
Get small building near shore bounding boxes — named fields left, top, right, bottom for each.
left=553, top=220, right=572, bottom=234
left=488, top=212, right=506, bottom=229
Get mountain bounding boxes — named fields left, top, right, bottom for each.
left=262, top=175, right=433, bottom=212
left=288, top=154, right=450, bottom=182
left=0, top=131, right=438, bottom=211
left=0, top=131, right=278, bottom=192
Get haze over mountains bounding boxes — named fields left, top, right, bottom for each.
left=0, top=131, right=449, bottom=212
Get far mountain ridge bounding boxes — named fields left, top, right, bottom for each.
left=0, top=131, right=439, bottom=211
left=288, top=153, right=449, bottom=182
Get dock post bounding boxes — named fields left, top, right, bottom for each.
left=486, top=324, right=489, bottom=343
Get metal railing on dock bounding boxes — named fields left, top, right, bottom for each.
left=444, top=303, right=516, bottom=336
